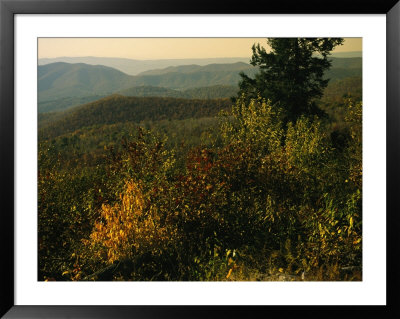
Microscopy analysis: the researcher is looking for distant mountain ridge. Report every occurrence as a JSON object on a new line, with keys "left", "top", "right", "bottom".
{"left": 38, "top": 62, "right": 132, "bottom": 102}
{"left": 38, "top": 51, "right": 362, "bottom": 75}
{"left": 328, "top": 51, "right": 362, "bottom": 58}
{"left": 137, "top": 62, "right": 254, "bottom": 76}
{"left": 38, "top": 57, "right": 362, "bottom": 112}
{"left": 38, "top": 56, "right": 251, "bottom": 76}
{"left": 38, "top": 61, "right": 258, "bottom": 102}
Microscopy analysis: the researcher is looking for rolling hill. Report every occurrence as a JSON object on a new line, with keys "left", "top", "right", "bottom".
{"left": 38, "top": 57, "right": 362, "bottom": 112}
{"left": 38, "top": 62, "right": 257, "bottom": 103}
{"left": 325, "top": 57, "right": 362, "bottom": 81}
{"left": 38, "top": 95, "right": 107, "bottom": 113}
{"left": 38, "top": 56, "right": 251, "bottom": 76}
{"left": 118, "top": 85, "right": 239, "bottom": 100}
{"left": 137, "top": 62, "right": 255, "bottom": 76}
{"left": 38, "top": 62, "right": 134, "bottom": 102}
{"left": 39, "top": 85, "right": 239, "bottom": 113}
{"left": 39, "top": 95, "right": 232, "bottom": 139}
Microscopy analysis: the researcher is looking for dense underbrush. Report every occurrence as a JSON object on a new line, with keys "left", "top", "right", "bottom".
{"left": 38, "top": 96, "right": 362, "bottom": 281}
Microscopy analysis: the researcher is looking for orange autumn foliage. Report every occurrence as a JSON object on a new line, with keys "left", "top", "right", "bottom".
{"left": 84, "top": 180, "right": 170, "bottom": 264}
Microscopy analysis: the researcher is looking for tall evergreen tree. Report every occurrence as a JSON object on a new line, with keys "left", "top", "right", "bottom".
{"left": 238, "top": 38, "right": 344, "bottom": 123}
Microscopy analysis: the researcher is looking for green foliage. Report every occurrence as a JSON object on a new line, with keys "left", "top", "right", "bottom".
{"left": 39, "top": 96, "right": 231, "bottom": 140}
{"left": 119, "top": 85, "right": 239, "bottom": 100}
{"left": 180, "top": 85, "right": 239, "bottom": 100}
{"left": 38, "top": 93, "right": 362, "bottom": 281}
{"left": 238, "top": 38, "right": 344, "bottom": 122}
{"left": 39, "top": 95, "right": 106, "bottom": 113}
{"left": 38, "top": 46, "right": 362, "bottom": 282}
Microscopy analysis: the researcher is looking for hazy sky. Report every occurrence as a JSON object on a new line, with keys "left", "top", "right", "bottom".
{"left": 39, "top": 38, "right": 362, "bottom": 60}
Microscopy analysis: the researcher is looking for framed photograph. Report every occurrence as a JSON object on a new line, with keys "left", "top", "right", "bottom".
{"left": 1, "top": 0, "right": 399, "bottom": 318}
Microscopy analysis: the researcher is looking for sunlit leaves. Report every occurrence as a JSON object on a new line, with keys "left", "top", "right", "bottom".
{"left": 85, "top": 180, "right": 171, "bottom": 266}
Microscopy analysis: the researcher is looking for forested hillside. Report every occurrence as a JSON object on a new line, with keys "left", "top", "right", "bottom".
{"left": 38, "top": 62, "right": 257, "bottom": 102}
{"left": 38, "top": 57, "right": 361, "bottom": 112}
{"left": 39, "top": 85, "right": 238, "bottom": 113}
{"left": 39, "top": 96, "right": 231, "bottom": 139}
{"left": 38, "top": 63, "right": 132, "bottom": 101}
{"left": 39, "top": 95, "right": 107, "bottom": 113}
{"left": 38, "top": 38, "right": 362, "bottom": 282}
{"left": 118, "top": 84, "right": 238, "bottom": 100}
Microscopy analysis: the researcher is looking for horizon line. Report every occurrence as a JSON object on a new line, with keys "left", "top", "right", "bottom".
{"left": 38, "top": 51, "right": 362, "bottom": 61}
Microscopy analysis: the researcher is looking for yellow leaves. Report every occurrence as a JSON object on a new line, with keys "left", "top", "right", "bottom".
{"left": 86, "top": 179, "right": 171, "bottom": 265}
{"left": 72, "top": 273, "right": 81, "bottom": 281}
{"left": 329, "top": 219, "right": 338, "bottom": 227}
{"left": 278, "top": 268, "right": 284, "bottom": 273}
{"left": 348, "top": 217, "right": 354, "bottom": 236}
{"left": 226, "top": 268, "right": 233, "bottom": 279}
{"left": 86, "top": 180, "right": 143, "bottom": 263}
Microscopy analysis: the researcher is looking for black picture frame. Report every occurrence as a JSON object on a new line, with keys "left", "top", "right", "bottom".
{"left": 1, "top": 0, "right": 399, "bottom": 318}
